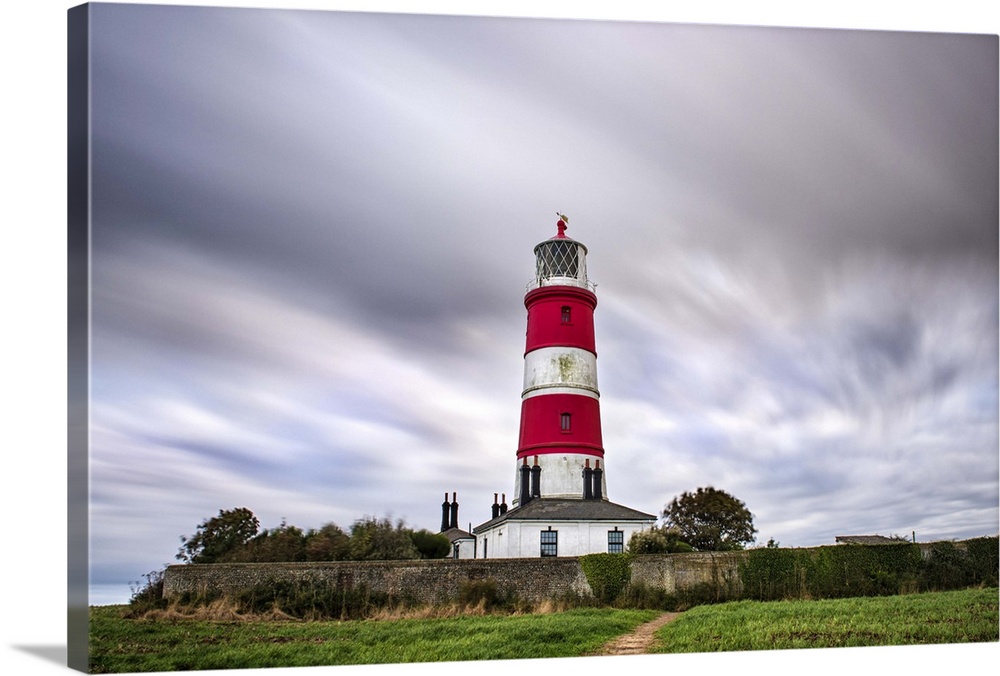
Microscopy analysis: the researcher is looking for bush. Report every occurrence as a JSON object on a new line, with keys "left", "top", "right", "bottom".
{"left": 965, "top": 536, "right": 999, "bottom": 587}
{"left": 126, "top": 569, "right": 167, "bottom": 614}
{"left": 919, "top": 537, "right": 999, "bottom": 591}
{"left": 739, "top": 543, "right": 928, "bottom": 601}
{"left": 618, "top": 580, "right": 722, "bottom": 612}
{"left": 627, "top": 526, "right": 693, "bottom": 554}
{"left": 804, "top": 543, "right": 922, "bottom": 598}
{"left": 580, "top": 553, "right": 632, "bottom": 604}
{"left": 619, "top": 580, "right": 676, "bottom": 609}
{"left": 458, "top": 579, "right": 498, "bottom": 608}
{"left": 235, "top": 580, "right": 398, "bottom": 619}
{"left": 920, "top": 542, "right": 971, "bottom": 591}
{"left": 740, "top": 546, "right": 805, "bottom": 601}
{"left": 457, "top": 578, "right": 519, "bottom": 611}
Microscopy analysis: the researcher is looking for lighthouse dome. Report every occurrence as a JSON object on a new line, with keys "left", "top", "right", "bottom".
{"left": 529, "top": 218, "right": 594, "bottom": 291}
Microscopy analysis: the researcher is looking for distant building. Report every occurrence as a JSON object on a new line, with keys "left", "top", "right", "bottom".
{"left": 835, "top": 535, "right": 906, "bottom": 545}
{"left": 467, "top": 217, "right": 656, "bottom": 558}
{"left": 438, "top": 493, "right": 475, "bottom": 559}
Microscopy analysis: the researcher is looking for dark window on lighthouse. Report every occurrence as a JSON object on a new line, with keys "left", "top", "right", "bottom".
{"left": 560, "top": 412, "right": 572, "bottom": 432}
{"left": 540, "top": 529, "right": 558, "bottom": 557}
{"left": 561, "top": 305, "right": 572, "bottom": 324}
{"left": 608, "top": 529, "right": 624, "bottom": 554}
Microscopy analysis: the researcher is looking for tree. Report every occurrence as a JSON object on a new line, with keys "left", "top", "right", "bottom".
{"left": 224, "top": 520, "right": 307, "bottom": 562}
{"left": 662, "top": 487, "right": 757, "bottom": 551}
{"left": 410, "top": 529, "right": 452, "bottom": 559}
{"left": 176, "top": 507, "right": 260, "bottom": 563}
{"left": 304, "top": 523, "right": 351, "bottom": 561}
{"left": 347, "top": 517, "right": 421, "bottom": 561}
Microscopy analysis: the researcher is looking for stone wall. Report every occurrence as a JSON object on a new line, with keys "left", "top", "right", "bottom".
{"left": 162, "top": 542, "right": 970, "bottom": 605}
{"left": 163, "top": 552, "right": 740, "bottom": 604}
{"left": 630, "top": 551, "right": 745, "bottom": 597}
{"left": 163, "top": 557, "right": 592, "bottom": 604}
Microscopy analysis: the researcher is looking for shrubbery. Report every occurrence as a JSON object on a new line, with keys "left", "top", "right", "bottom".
{"left": 627, "top": 526, "right": 693, "bottom": 554}
{"left": 235, "top": 580, "right": 402, "bottom": 619}
{"left": 580, "top": 553, "right": 632, "bottom": 604}
{"left": 457, "top": 578, "right": 523, "bottom": 611}
{"left": 966, "top": 536, "right": 1000, "bottom": 587}
{"left": 740, "top": 537, "right": 999, "bottom": 601}
{"left": 126, "top": 569, "right": 168, "bottom": 615}
{"left": 920, "top": 537, "right": 999, "bottom": 591}
{"left": 175, "top": 509, "right": 451, "bottom": 565}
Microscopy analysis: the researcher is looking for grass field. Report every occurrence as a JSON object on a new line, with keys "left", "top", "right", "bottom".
{"left": 89, "top": 588, "right": 998, "bottom": 672}
{"left": 88, "top": 605, "right": 660, "bottom": 673}
{"left": 651, "top": 587, "right": 998, "bottom": 652}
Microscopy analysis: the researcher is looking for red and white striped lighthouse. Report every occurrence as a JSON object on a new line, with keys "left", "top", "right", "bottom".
{"left": 514, "top": 215, "right": 607, "bottom": 505}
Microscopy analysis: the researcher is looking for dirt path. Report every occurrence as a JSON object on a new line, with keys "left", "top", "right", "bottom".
{"left": 594, "top": 612, "right": 681, "bottom": 656}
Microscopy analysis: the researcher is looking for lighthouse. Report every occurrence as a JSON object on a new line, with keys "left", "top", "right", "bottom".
{"left": 473, "top": 216, "right": 655, "bottom": 558}
{"left": 515, "top": 215, "right": 605, "bottom": 504}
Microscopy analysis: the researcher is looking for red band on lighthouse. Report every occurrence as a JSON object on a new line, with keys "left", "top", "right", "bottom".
{"left": 524, "top": 285, "right": 597, "bottom": 356}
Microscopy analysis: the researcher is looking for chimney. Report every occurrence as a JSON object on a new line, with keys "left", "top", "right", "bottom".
{"left": 500, "top": 493, "right": 508, "bottom": 514}
{"left": 530, "top": 456, "right": 541, "bottom": 499}
{"left": 519, "top": 458, "right": 531, "bottom": 505}
{"left": 582, "top": 459, "right": 594, "bottom": 500}
{"left": 450, "top": 492, "right": 459, "bottom": 530}
{"left": 593, "top": 460, "right": 603, "bottom": 500}
{"left": 491, "top": 492, "right": 500, "bottom": 519}
{"left": 440, "top": 492, "right": 450, "bottom": 532}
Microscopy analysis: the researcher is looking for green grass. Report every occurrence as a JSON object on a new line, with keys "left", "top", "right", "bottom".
{"left": 650, "top": 587, "right": 999, "bottom": 653}
{"left": 89, "top": 606, "right": 660, "bottom": 672}
{"left": 89, "top": 588, "right": 1000, "bottom": 671}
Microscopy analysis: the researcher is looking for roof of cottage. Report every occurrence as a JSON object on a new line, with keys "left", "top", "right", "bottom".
{"left": 440, "top": 527, "right": 475, "bottom": 543}
{"left": 473, "top": 498, "right": 656, "bottom": 534}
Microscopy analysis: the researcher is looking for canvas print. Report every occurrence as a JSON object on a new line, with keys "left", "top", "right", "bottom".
{"left": 68, "top": 2, "right": 999, "bottom": 673}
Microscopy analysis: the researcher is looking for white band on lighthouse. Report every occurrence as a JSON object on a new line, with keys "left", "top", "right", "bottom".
{"left": 521, "top": 346, "right": 599, "bottom": 399}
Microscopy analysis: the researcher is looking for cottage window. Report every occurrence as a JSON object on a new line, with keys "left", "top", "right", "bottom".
{"left": 540, "top": 529, "right": 558, "bottom": 557}
{"left": 608, "top": 529, "right": 624, "bottom": 554}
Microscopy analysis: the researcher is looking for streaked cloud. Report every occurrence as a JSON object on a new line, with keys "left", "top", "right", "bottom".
{"left": 84, "top": 4, "right": 998, "bottom": 602}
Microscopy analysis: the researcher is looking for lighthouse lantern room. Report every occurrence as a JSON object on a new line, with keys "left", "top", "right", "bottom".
{"left": 472, "top": 216, "right": 655, "bottom": 559}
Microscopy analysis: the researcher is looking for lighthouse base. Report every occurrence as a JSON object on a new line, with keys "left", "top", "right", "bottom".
{"left": 512, "top": 453, "right": 606, "bottom": 506}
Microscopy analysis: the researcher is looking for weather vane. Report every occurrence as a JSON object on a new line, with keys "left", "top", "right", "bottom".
{"left": 556, "top": 212, "right": 569, "bottom": 237}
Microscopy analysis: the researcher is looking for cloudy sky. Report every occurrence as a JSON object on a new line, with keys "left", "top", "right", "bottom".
{"left": 71, "top": 2, "right": 1000, "bottom": 606}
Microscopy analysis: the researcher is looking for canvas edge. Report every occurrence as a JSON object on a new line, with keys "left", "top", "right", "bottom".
{"left": 67, "top": 3, "right": 91, "bottom": 673}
